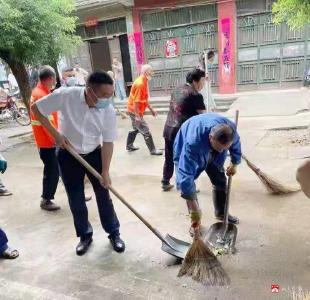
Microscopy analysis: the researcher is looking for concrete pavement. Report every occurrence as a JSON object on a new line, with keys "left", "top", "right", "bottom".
{"left": 227, "top": 88, "right": 310, "bottom": 117}
{"left": 1, "top": 90, "right": 310, "bottom": 299}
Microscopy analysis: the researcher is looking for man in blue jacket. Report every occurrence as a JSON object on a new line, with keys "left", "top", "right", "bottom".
{"left": 174, "top": 113, "right": 242, "bottom": 233}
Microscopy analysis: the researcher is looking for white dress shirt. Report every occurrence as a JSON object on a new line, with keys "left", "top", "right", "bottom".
{"left": 36, "top": 87, "right": 117, "bottom": 154}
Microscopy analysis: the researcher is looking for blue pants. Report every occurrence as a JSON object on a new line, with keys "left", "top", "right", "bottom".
{"left": 115, "top": 79, "right": 126, "bottom": 100}
{"left": 0, "top": 228, "right": 8, "bottom": 253}
{"left": 57, "top": 147, "right": 120, "bottom": 240}
{"left": 39, "top": 148, "right": 60, "bottom": 200}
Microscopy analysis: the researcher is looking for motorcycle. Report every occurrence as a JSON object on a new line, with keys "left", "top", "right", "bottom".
{"left": 0, "top": 88, "right": 31, "bottom": 126}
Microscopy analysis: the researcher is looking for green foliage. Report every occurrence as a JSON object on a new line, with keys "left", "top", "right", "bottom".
{"left": 273, "top": 0, "right": 310, "bottom": 29}
{"left": 0, "top": 0, "right": 81, "bottom": 64}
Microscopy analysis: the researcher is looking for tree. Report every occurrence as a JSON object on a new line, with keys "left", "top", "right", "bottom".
{"left": 0, "top": 0, "right": 81, "bottom": 107}
{"left": 272, "top": 0, "right": 310, "bottom": 29}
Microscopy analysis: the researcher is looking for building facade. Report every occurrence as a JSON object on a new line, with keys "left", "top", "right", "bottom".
{"left": 71, "top": 0, "right": 310, "bottom": 94}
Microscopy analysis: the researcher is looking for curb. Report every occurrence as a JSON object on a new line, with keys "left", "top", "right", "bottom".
{"left": 8, "top": 131, "right": 32, "bottom": 139}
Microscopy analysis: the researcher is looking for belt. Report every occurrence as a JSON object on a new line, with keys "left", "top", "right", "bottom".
{"left": 79, "top": 146, "right": 101, "bottom": 157}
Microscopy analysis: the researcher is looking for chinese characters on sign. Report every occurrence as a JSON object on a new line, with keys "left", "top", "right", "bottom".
{"left": 165, "top": 39, "right": 179, "bottom": 58}
{"left": 221, "top": 18, "right": 231, "bottom": 77}
{"left": 134, "top": 32, "right": 144, "bottom": 66}
{"left": 128, "top": 32, "right": 145, "bottom": 73}
{"left": 85, "top": 17, "right": 98, "bottom": 28}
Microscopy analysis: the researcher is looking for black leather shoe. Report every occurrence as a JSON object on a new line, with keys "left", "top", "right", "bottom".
{"left": 76, "top": 237, "right": 93, "bottom": 256}
{"left": 216, "top": 214, "right": 240, "bottom": 225}
{"left": 109, "top": 235, "right": 125, "bottom": 253}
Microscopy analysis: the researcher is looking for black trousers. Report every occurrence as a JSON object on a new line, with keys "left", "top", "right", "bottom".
{"left": 57, "top": 147, "right": 120, "bottom": 239}
{"left": 162, "top": 138, "right": 175, "bottom": 184}
{"left": 39, "top": 148, "right": 59, "bottom": 200}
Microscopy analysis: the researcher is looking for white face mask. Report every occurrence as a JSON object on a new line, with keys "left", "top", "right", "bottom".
{"left": 66, "top": 77, "right": 77, "bottom": 87}
{"left": 96, "top": 98, "right": 111, "bottom": 109}
{"left": 90, "top": 88, "right": 111, "bottom": 109}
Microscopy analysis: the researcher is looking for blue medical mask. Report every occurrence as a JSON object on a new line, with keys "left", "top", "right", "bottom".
{"left": 66, "top": 76, "right": 77, "bottom": 87}
{"left": 95, "top": 98, "right": 111, "bottom": 109}
{"left": 89, "top": 87, "right": 111, "bottom": 109}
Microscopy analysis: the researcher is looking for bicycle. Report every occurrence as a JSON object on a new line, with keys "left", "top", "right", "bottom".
{"left": 0, "top": 89, "right": 31, "bottom": 126}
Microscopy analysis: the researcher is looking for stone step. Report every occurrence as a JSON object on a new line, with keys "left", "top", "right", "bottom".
{"left": 114, "top": 96, "right": 236, "bottom": 114}
{"left": 117, "top": 105, "right": 230, "bottom": 116}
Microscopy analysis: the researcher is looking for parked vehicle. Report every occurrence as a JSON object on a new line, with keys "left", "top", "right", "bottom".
{"left": 0, "top": 88, "right": 30, "bottom": 126}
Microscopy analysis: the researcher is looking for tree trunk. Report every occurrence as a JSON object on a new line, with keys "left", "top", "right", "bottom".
{"left": 50, "top": 61, "right": 61, "bottom": 89}
{"left": 0, "top": 50, "right": 31, "bottom": 109}
{"left": 6, "top": 60, "right": 31, "bottom": 110}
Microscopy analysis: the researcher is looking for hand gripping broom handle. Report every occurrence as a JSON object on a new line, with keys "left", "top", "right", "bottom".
{"left": 223, "top": 110, "right": 239, "bottom": 235}
{"left": 64, "top": 144, "right": 169, "bottom": 246}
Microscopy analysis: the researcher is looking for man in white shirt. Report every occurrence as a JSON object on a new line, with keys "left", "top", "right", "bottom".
{"left": 74, "top": 63, "right": 88, "bottom": 86}
{"left": 31, "top": 71, "right": 125, "bottom": 256}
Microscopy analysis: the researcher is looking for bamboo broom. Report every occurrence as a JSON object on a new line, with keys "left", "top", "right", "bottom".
{"left": 242, "top": 154, "right": 301, "bottom": 195}
{"left": 178, "top": 235, "right": 230, "bottom": 286}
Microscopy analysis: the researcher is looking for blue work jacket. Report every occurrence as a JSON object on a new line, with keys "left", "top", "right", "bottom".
{"left": 174, "top": 113, "right": 242, "bottom": 198}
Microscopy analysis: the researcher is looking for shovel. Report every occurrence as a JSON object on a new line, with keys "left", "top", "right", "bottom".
{"left": 205, "top": 176, "right": 237, "bottom": 254}
{"left": 65, "top": 144, "right": 190, "bottom": 259}
{"left": 205, "top": 110, "right": 239, "bottom": 255}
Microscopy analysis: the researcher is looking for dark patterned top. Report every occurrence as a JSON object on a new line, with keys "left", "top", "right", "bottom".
{"left": 163, "top": 83, "right": 205, "bottom": 141}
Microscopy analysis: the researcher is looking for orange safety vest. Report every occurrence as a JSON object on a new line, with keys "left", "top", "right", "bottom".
{"left": 30, "top": 82, "right": 58, "bottom": 148}
{"left": 127, "top": 75, "right": 149, "bottom": 116}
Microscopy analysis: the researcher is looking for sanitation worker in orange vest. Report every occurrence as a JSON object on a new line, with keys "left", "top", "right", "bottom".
{"left": 31, "top": 66, "right": 61, "bottom": 211}
{"left": 126, "top": 64, "right": 162, "bottom": 155}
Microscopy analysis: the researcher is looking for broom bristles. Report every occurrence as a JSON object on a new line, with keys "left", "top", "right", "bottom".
{"left": 242, "top": 155, "right": 301, "bottom": 195}
{"left": 178, "top": 238, "right": 230, "bottom": 286}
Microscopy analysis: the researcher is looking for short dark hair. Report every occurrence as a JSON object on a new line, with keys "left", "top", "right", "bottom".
{"left": 207, "top": 50, "right": 215, "bottom": 60}
{"left": 39, "top": 66, "right": 55, "bottom": 81}
{"left": 186, "top": 68, "right": 205, "bottom": 84}
{"left": 62, "top": 67, "right": 74, "bottom": 73}
{"left": 87, "top": 71, "right": 114, "bottom": 86}
{"left": 211, "top": 124, "right": 235, "bottom": 145}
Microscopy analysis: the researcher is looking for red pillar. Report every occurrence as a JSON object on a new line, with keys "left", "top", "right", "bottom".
{"left": 217, "top": 0, "right": 237, "bottom": 94}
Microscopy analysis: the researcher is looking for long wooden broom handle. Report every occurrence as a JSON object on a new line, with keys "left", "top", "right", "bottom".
{"left": 223, "top": 110, "right": 239, "bottom": 231}
{"left": 64, "top": 144, "right": 168, "bottom": 245}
